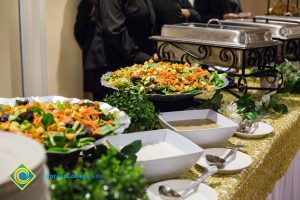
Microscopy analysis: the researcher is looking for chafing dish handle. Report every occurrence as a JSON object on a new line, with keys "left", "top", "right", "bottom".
{"left": 207, "top": 19, "right": 224, "bottom": 29}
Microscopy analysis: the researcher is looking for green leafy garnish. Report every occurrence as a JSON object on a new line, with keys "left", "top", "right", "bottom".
{"left": 41, "top": 113, "right": 55, "bottom": 127}
{"left": 278, "top": 60, "right": 300, "bottom": 94}
{"left": 104, "top": 91, "right": 160, "bottom": 133}
{"left": 50, "top": 142, "right": 147, "bottom": 200}
{"left": 30, "top": 106, "right": 43, "bottom": 114}
{"left": 121, "top": 140, "right": 142, "bottom": 156}
{"left": 196, "top": 90, "right": 224, "bottom": 111}
{"left": 44, "top": 133, "right": 67, "bottom": 148}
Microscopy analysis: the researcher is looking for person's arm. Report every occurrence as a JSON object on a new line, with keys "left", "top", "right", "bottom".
{"left": 100, "top": 0, "right": 151, "bottom": 64}
{"left": 194, "top": 0, "right": 224, "bottom": 23}
{"left": 180, "top": 0, "right": 201, "bottom": 22}
{"left": 74, "top": 0, "right": 93, "bottom": 49}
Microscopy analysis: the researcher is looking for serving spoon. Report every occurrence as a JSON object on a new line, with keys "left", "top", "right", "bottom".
{"left": 206, "top": 145, "right": 244, "bottom": 169}
{"left": 237, "top": 114, "right": 270, "bottom": 134}
{"left": 158, "top": 165, "right": 218, "bottom": 200}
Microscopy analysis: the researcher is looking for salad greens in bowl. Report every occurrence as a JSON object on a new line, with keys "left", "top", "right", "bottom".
{"left": 0, "top": 96, "right": 130, "bottom": 170}
{"left": 101, "top": 61, "right": 228, "bottom": 101}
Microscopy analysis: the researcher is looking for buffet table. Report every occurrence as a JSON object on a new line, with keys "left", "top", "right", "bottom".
{"left": 182, "top": 94, "right": 300, "bottom": 200}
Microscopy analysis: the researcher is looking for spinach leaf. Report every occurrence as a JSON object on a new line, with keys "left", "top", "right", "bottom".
{"left": 244, "top": 112, "right": 258, "bottom": 120}
{"left": 121, "top": 140, "right": 142, "bottom": 156}
{"left": 273, "top": 104, "right": 288, "bottom": 114}
{"left": 41, "top": 113, "right": 55, "bottom": 127}
{"left": 44, "top": 133, "right": 66, "bottom": 148}
{"left": 30, "top": 106, "right": 43, "bottom": 114}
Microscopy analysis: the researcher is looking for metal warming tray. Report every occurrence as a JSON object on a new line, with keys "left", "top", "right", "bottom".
{"left": 222, "top": 19, "right": 300, "bottom": 40}
{"left": 151, "top": 21, "right": 281, "bottom": 69}
{"left": 222, "top": 18, "right": 300, "bottom": 61}
{"left": 156, "top": 23, "right": 275, "bottom": 48}
{"left": 254, "top": 15, "right": 300, "bottom": 24}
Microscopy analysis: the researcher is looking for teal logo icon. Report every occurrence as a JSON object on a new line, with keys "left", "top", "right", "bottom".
{"left": 9, "top": 163, "right": 36, "bottom": 190}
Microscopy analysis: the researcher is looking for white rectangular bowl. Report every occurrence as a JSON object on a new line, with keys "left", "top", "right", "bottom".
{"left": 159, "top": 109, "right": 238, "bottom": 148}
{"left": 106, "top": 129, "right": 203, "bottom": 183}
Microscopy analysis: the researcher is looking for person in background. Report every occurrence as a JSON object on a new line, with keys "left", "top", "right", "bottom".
{"left": 96, "top": 0, "right": 157, "bottom": 68}
{"left": 194, "top": 0, "right": 243, "bottom": 23}
{"left": 74, "top": 0, "right": 107, "bottom": 101}
{"left": 151, "top": 0, "right": 201, "bottom": 33}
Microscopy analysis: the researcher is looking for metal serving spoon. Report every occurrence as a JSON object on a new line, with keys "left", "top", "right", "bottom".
{"left": 158, "top": 165, "right": 218, "bottom": 200}
{"left": 206, "top": 145, "right": 244, "bottom": 169}
{"left": 237, "top": 114, "right": 270, "bottom": 134}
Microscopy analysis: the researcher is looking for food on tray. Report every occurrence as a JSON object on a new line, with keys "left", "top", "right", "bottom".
{"left": 136, "top": 142, "right": 184, "bottom": 161}
{"left": 0, "top": 100, "right": 122, "bottom": 151}
{"left": 102, "top": 61, "right": 225, "bottom": 95}
{"left": 169, "top": 119, "right": 221, "bottom": 131}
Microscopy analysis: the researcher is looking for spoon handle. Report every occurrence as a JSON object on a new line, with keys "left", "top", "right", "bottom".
{"left": 223, "top": 147, "right": 238, "bottom": 161}
{"left": 181, "top": 166, "right": 217, "bottom": 198}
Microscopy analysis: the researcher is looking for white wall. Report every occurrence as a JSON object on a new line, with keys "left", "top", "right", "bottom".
{"left": 45, "top": 0, "right": 83, "bottom": 98}
{"left": 240, "top": 0, "right": 268, "bottom": 16}
{"left": 0, "top": 0, "right": 23, "bottom": 98}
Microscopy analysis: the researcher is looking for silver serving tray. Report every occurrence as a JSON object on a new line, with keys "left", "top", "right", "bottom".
{"left": 255, "top": 15, "right": 300, "bottom": 24}
{"left": 152, "top": 22, "right": 280, "bottom": 49}
{"left": 222, "top": 19, "right": 300, "bottom": 40}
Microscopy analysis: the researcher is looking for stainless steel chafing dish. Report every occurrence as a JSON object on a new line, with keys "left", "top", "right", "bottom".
{"left": 254, "top": 15, "right": 300, "bottom": 24}
{"left": 222, "top": 19, "right": 300, "bottom": 40}
{"left": 222, "top": 18, "right": 300, "bottom": 61}
{"left": 151, "top": 20, "right": 281, "bottom": 69}
{"left": 151, "top": 20, "right": 284, "bottom": 96}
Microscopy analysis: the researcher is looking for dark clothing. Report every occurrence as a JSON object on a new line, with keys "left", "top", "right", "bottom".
{"left": 151, "top": 0, "right": 201, "bottom": 33}
{"left": 74, "top": 0, "right": 107, "bottom": 99}
{"left": 83, "top": 68, "right": 116, "bottom": 100}
{"left": 97, "top": 0, "right": 156, "bottom": 67}
{"left": 180, "top": 0, "right": 201, "bottom": 22}
{"left": 74, "top": 0, "right": 97, "bottom": 68}
{"left": 194, "top": 0, "right": 242, "bottom": 23}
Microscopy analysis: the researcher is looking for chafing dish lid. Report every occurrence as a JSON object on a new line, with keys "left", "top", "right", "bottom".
{"left": 153, "top": 21, "right": 278, "bottom": 48}
{"left": 254, "top": 15, "right": 300, "bottom": 24}
{"left": 222, "top": 19, "right": 300, "bottom": 40}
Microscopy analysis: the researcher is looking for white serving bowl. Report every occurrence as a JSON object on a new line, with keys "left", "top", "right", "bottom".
{"left": 106, "top": 129, "right": 203, "bottom": 182}
{"left": 159, "top": 109, "right": 238, "bottom": 148}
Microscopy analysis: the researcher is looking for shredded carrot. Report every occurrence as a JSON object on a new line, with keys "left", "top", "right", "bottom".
{"left": 76, "top": 118, "right": 98, "bottom": 130}
{"left": 103, "top": 120, "right": 114, "bottom": 125}
{"left": 33, "top": 115, "right": 42, "bottom": 127}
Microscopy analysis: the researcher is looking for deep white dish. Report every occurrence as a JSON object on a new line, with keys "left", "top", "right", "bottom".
{"left": 106, "top": 129, "right": 203, "bottom": 182}
{"left": 159, "top": 109, "right": 238, "bottom": 148}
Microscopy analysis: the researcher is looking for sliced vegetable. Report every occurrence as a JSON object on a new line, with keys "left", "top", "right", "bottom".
{"left": 103, "top": 61, "right": 225, "bottom": 95}
{"left": 0, "top": 99, "right": 124, "bottom": 152}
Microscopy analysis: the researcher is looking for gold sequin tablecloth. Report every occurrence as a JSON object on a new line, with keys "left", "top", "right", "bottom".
{"left": 182, "top": 94, "right": 300, "bottom": 200}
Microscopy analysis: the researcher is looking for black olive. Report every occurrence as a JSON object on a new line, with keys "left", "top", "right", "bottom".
{"left": 16, "top": 99, "right": 29, "bottom": 106}
{"left": 0, "top": 114, "right": 9, "bottom": 122}
{"left": 18, "top": 111, "right": 34, "bottom": 122}
{"left": 66, "top": 121, "right": 75, "bottom": 128}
